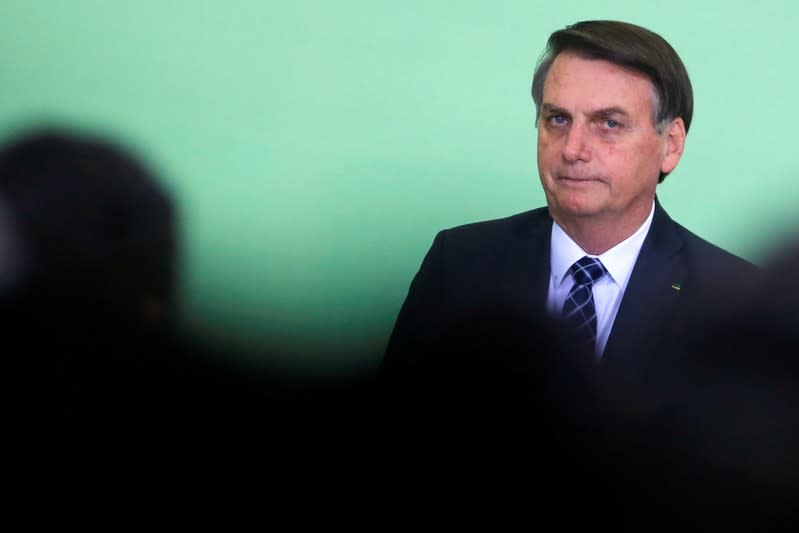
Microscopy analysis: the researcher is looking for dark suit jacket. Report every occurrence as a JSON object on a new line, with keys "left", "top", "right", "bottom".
{"left": 382, "top": 197, "right": 759, "bottom": 391}
{"left": 378, "top": 198, "right": 763, "bottom": 525}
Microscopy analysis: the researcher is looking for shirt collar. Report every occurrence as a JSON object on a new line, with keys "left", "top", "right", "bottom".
{"left": 550, "top": 201, "right": 656, "bottom": 289}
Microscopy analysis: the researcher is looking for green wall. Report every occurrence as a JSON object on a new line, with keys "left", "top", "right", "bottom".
{"left": 2, "top": 1, "right": 797, "bottom": 378}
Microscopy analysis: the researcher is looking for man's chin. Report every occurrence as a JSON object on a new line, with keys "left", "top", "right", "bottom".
{"left": 550, "top": 199, "right": 604, "bottom": 220}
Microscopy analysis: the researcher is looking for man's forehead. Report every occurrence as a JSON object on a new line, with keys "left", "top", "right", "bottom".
{"left": 542, "top": 52, "right": 656, "bottom": 110}
{"left": 547, "top": 51, "right": 653, "bottom": 87}
{"left": 549, "top": 49, "right": 652, "bottom": 80}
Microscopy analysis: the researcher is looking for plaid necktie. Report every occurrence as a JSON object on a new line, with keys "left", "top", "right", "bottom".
{"left": 561, "top": 256, "right": 607, "bottom": 350}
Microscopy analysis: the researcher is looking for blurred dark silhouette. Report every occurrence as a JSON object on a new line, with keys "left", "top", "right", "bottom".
{"left": 376, "top": 300, "right": 640, "bottom": 524}
{"left": 0, "top": 129, "right": 177, "bottom": 330}
{"left": 630, "top": 244, "right": 799, "bottom": 528}
{"left": 0, "top": 128, "right": 205, "bottom": 524}
{"left": 377, "top": 264, "right": 799, "bottom": 529}
{"left": 0, "top": 128, "right": 393, "bottom": 528}
{"left": 0, "top": 129, "right": 438, "bottom": 529}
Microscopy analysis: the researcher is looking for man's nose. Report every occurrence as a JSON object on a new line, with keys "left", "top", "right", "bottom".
{"left": 562, "top": 123, "right": 591, "bottom": 163}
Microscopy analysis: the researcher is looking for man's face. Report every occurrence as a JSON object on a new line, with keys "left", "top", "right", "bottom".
{"left": 536, "top": 50, "right": 683, "bottom": 228}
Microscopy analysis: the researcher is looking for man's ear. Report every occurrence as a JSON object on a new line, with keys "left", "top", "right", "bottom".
{"left": 661, "top": 117, "right": 686, "bottom": 175}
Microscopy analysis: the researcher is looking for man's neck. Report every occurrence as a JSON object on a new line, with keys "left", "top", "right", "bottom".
{"left": 554, "top": 204, "right": 654, "bottom": 255}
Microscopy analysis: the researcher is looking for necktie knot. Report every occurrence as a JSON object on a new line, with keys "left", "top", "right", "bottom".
{"left": 569, "top": 256, "right": 606, "bottom": 287}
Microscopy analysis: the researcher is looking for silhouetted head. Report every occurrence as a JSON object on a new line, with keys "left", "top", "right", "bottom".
{"left": 0, "top": 127, "right": 177, "bottom": 330}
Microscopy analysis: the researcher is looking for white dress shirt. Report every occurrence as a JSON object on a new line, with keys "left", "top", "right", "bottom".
{"left": 546, "top": 202, "right": 655, "bottom": 358}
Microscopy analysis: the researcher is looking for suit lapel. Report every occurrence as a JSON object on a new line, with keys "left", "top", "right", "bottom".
{"left": 502, "top": 209, "right": 553, "bottom": 317}
{"left": 600, "top": 200, "right": 686, "bottom": 380}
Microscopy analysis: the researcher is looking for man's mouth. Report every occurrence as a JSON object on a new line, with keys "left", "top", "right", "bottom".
{"left": 558, "top": 175, "right": 600, "bottom": 183}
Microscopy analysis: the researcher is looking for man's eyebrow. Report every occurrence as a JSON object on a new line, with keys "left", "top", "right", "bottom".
{"left": 540, "top": 104, "right": 630, "bottom": 118}
{"left": 540, "top": 103, "right": 568, "bottom": 114}
{"left": 588, "top": 107, "right": 630, "bottom": 118}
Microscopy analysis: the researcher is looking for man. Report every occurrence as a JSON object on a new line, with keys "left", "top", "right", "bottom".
{"left": 381, "top": 20, "right": 758, "bottom": 395}
{"left": 376, "top": 22, "right": 763, "bottom": 521}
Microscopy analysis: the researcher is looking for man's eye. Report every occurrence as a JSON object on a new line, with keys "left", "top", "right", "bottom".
{"left": 549, "top": 115, "right": 567, "bottom": 125}
{"left": 605, "top": 119, "right": 619, "bottom": 128}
